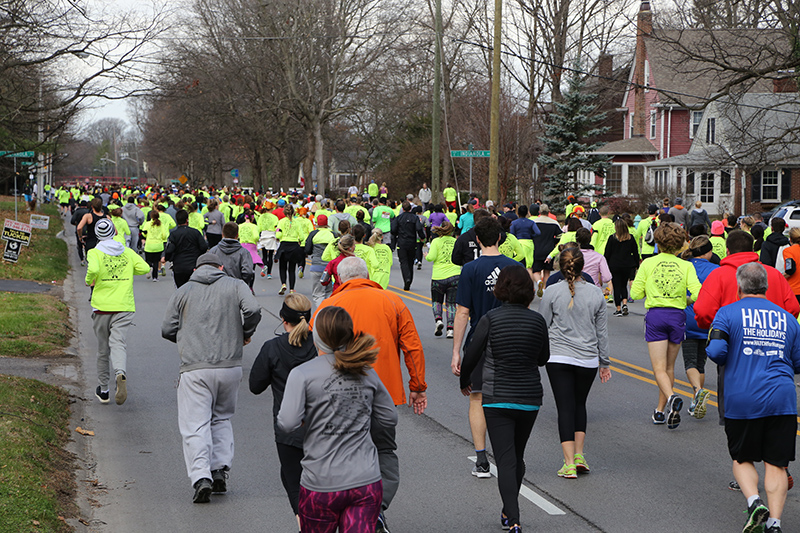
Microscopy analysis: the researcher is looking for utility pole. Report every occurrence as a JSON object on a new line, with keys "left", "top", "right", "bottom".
{"left": 431, "top": 0, "right": 443, "bottom": 202}
{"left": 488, "top": 0, "right": 502, "bottom": 204}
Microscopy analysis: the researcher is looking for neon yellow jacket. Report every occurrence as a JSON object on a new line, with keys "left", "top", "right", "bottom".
{"left": 630, "top": 253, "right": 701, "bottom": 309}
{"left": 141, "top": 221, "right": 169, "bottom": 253}
{"left": 86, "top": 247, "right": 150, "bottom": 312}
{"left": 238, "top": 221, "right": 259, "bottom": 244}
{"left": 277, "top": 217, "right": 308, "bottom": 243}
{"left": 591, "top": 218, "right": 615, "bottom": 255}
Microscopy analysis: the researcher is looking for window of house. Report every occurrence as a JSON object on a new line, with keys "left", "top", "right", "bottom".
{"left": 706, "top": 117, "right": 716, "bottom": 144}
{"left": 691, "top": 111, "right": 703, "bottom": 139}
{"left": 606, "top": 165, "right": 622, "bottom": 194}
{"left": 700, "top": 172, "right": 715, "bottom": 203}
{"left": 720, "top": 170, "right": 731, "bottom": 195}
{"left": 762, "top": 169, "right": 779, "bottom": 201}
{"left": 653, "top": 169, "right": 668, "bottom": 191}
{"left": 686, "top": 170, "right": 695, "bottom": 194}
{"left": 629, "top": 165, "right": 644, "bottom": 193}
{"left": 644, "top": 60, "right": 650, "bottom": 92}
{"left": 629, "top": 113, "right": 634, "bottom": 139}
{"left": 650, "top": 111, "right": 657, "bottom": 139}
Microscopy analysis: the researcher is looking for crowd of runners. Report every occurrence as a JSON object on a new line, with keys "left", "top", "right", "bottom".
{"left": 63, "top": 180, "right": 800, "bottom": 533}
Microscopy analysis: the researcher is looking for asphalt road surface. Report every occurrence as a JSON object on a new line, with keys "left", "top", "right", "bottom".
{"left": 67, "top": 233, "right": 800, "bottom": 532}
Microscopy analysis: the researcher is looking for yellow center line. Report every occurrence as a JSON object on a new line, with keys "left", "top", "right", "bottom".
{"left": 386, "top": 287, "right": 432, "bottom": 307}
{"left": 389, "top": 284, "right": 432, "bottom": 301}
{"left": 611, "top": 357, "right": 717, "bottom": 397}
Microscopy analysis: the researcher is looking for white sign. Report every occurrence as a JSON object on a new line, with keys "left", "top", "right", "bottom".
{"left": 29, "top": 214, "right": 50, "bottom": 229}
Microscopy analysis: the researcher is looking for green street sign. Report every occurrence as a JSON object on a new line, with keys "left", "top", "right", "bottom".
{"left": 0, "top": 151, "right": 35, "bottom": 158}
{"left": 450, "top": 150, "right": 490, "bottom": 158}
{"left": 20, "top": 161, "right": 34, "bottom": 166}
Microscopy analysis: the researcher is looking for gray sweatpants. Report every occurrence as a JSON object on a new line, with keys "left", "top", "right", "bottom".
{"left": 310, "top": 270, "right": 333, "bottom": 308}
{"left": 177, "top": 366, "right": 242, "bottom": 486}
{"left": 93, "top": 311, "right": 134, "bottom": 390}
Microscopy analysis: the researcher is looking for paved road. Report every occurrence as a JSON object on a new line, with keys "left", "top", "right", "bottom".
{"left": 67, "top": 230, "right": 800, "bottom": 532}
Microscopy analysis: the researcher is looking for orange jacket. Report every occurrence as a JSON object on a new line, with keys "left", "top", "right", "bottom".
{"left": 313, "top": 278, "right": 427, "bottom": 405}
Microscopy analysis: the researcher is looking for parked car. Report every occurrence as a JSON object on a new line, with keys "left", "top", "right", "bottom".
{"left": 762, "top": 200, "right": 800, "bottom": 222}
{"left": 768, "top": 203, "right": 800, "bottom": 233}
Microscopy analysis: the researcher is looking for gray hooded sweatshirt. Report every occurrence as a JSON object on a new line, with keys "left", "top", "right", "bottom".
{"left": 161, "top": 266, "right": 261, "bottom": 373}
{"left": 122, "top": 203, "right": 145, "bottom": 228}
{"left": 210, "top": 238, "right": 254, "bottom": 285}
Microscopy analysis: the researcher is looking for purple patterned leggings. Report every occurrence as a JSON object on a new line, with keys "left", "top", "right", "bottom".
{"left": 299, "top": 480, "right": 382, "bottom": 533}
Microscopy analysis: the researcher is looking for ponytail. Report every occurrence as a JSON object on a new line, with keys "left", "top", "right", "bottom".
{"left": 333, "top": 333, "right": 379, "bottom": 376}
{"left": 314, "top": 306, "right": 378, "bottom": 375}
{"left": 283, "top": 293, "right": 312, "bottom": 347}
{"left": 558, "top": 247, "right": 584, "bottom": 309}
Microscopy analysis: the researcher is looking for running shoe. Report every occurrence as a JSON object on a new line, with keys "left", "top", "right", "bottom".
{"left": 267, "top": 274, "right": 272, "bottom": 280}
{"left": 115, "top": 373, "right": 127, "bottom": 405}
{"left": 192, "top": 478, "right": 212, "bottom": 504}
{"left": 766, "top": 525, "right": 783, "bottom": 533}
{"left": 652, "top": 410, "right": 666, "bottom": 425}
{"left": 152, "top": 278, "right": 158, "bottom": 282}
{"left": 692, "top": 388, "right": 711, "bottom": 419}
{"left": 557, "top": 463, "right": 577, "bottom": 479}
{"left": 95, "top": 386, "right": 109, "bottom": 404}
{"left": 146, "top": 272, "right": 151, "bottom": 279}
{"left": 742, "top": 497, "right": 769, "bottom": 533}
{"left": 211, "top": 468, "right": 228, "bottom": 493}
{"left": 298, "top": 268, "right": 304, "bottom": 279}
{"left": 278, "top": 284, "right": 287, "bottom": 295}
{"left": 446, "top": 328, "right": 454, "bottom": 339}
{"left": 434, "top": 320, "right": 444, "bottom": 337}
{"left": 417, "top": 262, "right": 422, "bottom": 270}
{"left": 622, "top": 304, "right": 629, "bottom": 316}
{"left": 537, "top": 280, "right": 544, "bottom": 298}
{"left": 80, "top": 260, "right": 86, "bottom": 267}
{"left": 161, "top": 265, "right": 166, "bottom": 276}
{"left": 729, "top": 481, "right": 741, "bottom": 491}
{"left": 472, "top": 463, "right": 491, "bottom": 478}
{"left": 574, "top": 453, "right": 590, "bottom": 473}
{"left": 289, "top": 289, "right": 295, "bottom": 294}
{"left": 665, "top": 394, "right": 683, "bottom": 429}
{"left": 260, "top": 267, "right": 266, "bottom": 278}
{"left": 612, "top": 310, "right": 623, "bottom": 317}
{"left": 376, "top": 512, "right": 391, "bottom": 533}
{"left": 501, "top": 513, "right": 510, "bottom": 530}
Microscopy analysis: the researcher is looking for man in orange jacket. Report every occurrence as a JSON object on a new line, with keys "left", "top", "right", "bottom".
{"left": 313, "top": 256, "right": 427, "bottom": 533}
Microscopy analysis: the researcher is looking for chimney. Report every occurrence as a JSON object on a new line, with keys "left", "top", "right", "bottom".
{"left": 598, "top": 54, "right": 613, "bottom": 79}
{"left": 633, "top": 1, "right": 652, "bottom": 137}
{"left": 774, "top": 73, "right": 798, "bottom": 93}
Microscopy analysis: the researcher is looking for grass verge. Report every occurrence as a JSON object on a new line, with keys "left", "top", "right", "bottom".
{"left": 0, "top": 294, "right": 71, "bottom": 357}
{"left": 0, "top": 374, "right": 76, "bottom": 532}
{"left": 0, "top": 198, "right": 68, "bottom": 283}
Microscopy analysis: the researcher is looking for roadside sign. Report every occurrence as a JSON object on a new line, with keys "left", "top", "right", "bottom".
{"left": 450, "top": 150, "right": 490, "bottom": 158}
{"left": 233, "top": 178, "right": 239, "bottom": 184}
{"left": 231, "top": 169, "right": 240, "bottom": 178}
{"left": 30, "top": 214, "right": 50, "bottom": 230}
{"left": 20, "top": 161, "right": 34, "bottom": 166}
{"left": 2, "top": 219, "right": 32, "bottom": 245}
{"left": 2, "top": 240, "right": 20, "bottom": 263}
{"left": 179, "top": 174, "right": 188, "bottom": 185}
{"left": 0, "top": 150, "right": 35, "bottom": 158}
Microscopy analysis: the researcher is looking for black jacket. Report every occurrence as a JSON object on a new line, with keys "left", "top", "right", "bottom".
{"left": 604, "top": 235, "right": 640, "bottom": 270}
{"left": 451, "top": 228, "right": 508, "bottom": 266}
{"left": 249, "top": 333, "right": 317, "bottom": 447}
{"left": 460, "top": 303, "right": 550, "bottom": 406}
{"left": 532, "top": 220, "right": 562, "bottom": 261}
{"left": 391, "top": 211, "right": 424, "bottom": 249}
{"left": 165, "top": 225, "right": 208, "bottom": 272}
{"left": 761, "top": 232, "right": 790, "bottom": 269}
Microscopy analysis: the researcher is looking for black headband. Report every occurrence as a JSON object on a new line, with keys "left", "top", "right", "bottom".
{"left": 280, "top": 302, "right": 311, "bottom": 324}
{"left": 692, "top": 242, "right": 713, "bottom": 257}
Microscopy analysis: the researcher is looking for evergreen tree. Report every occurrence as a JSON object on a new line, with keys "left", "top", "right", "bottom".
{"left": 538, "top": 63, "right": 611, "bottom": 213}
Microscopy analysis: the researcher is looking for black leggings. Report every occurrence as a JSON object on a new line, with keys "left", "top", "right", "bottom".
{"left": 261, "top": 249, "right": 275, "bottom": 275}
{"left": 484, "top": 407, "right": 538, "bottom": 526}
{"left": 610, "top": 268, "right": 634, "bottom": 306}
{"left": 144, "top": 251, "right": 162, "bottom": 279}
{"left": 278, "top": 242, "right": 302, "bottom": 289}
{"left": 276, "top": 442, "right": 304, "bottom": 515}
{"left": 206, "top": 233, "right": 222, "bottom": 248}
{"left": 547, "top": 363, "right": 597, "bottom": 442}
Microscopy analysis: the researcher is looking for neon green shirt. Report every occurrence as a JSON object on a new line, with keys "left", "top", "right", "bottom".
{"left": 425, "top": 235, "right": 461, "bottom": 280}
{"left": 141, "top": 221, "right": 169, "bottom": 253}
{"left": 354, "top": 243, "right": 378, "bottom": 279}
{"left": 257, "top": 212, "right": 279, "bottom": 232}
{"left": 111, "top": 216, "right": 131, "bottom": 245}
{"left": 630, "top": 253, "right": 701, "bottom": 309}
{"left": 86, "top": 247, "right": 149, "bottom": 312}
{"left": 710, "top": 235, "right": 727, "bottom": 259}
{"left": 591, "top": 218, "right": 615, "bottom": 255}
{"left": 368, "top": 183, "right": 379, "bottom": 197}
{"left": 549, "top": 231, "right": 577, "bottom": 258}
{"left": 239, "top": 221, "right": 259, "bottom": 244}
{"left": 443, "top": 187, "right": 457, "bottom": 202}
{"left": 636, "top": 216, "right": 659, "bottom": 256}
{"left": 277, "top": 217, "right": 308, "bottom": 243}
{"left": 372, "top": 206, "right": 395, "bottom": 233}
{"left": 499, "top": 232, "right": 525, "bottom": 263}
{"left": 445, "top": 212, "right": 457, "bottom": 225}
{"left": 371, "top": 243, "right": 393, "bottom": 289}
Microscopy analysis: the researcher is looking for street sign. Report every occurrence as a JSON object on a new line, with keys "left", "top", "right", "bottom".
{"left": 232, "top": 178, "right": 239, "bottom": 184}
{"left": 450, "top": 150, "right": 490, "bottom": 158}
{"left": 0, "top": 151, "right": 35, "bottom": 158}
{"left": 2, "top": 219, "right": 32, "bottom": 245}
{"left": 2, "top": 240, "right": 20, "bottom": 263}
{"left": 231, "top": 169, "right": 240, "bottom": 178}
{"left": 30, "top": 214, "right": 50, "bottom": 230}
{"left": 179, "top": 175, "right": 188, "bottom": 185}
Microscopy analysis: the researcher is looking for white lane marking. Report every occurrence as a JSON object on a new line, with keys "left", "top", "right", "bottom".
{"left": 468, "top": 456, "right": 566, "bottom": 516}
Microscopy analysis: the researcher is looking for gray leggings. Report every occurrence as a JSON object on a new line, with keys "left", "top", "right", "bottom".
{"left": 430, "top": 275, "right": 459, "bottom": 327}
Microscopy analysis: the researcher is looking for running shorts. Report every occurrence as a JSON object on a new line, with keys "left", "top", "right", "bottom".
{"left": 644, "top": 307, "right": 686, "bottom": 344}
{"left": 725, "top": 415, "right": 796, "bottom": 467}
{"left": 531, "top": 259, "right": 552, "bottom": 273}
{"left": 681, "top": 338, "right": 707, "bottom": 373}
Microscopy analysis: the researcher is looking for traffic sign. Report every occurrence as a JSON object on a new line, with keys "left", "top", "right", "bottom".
{"left": 450, "top": 150, "right": 490, "bottom": 158}
{"left": 179, "top": 174, "right": 188, "bottom": 185}
{"left": 20, "top": 161, "right": 34, "bottom": 166}
{"left": 231, "top": 169, "right": 240, "bottom": 178}
{"left": 0, "top": 151, "right": 35, "bottom": 158}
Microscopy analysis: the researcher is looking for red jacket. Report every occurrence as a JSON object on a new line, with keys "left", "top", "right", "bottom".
{"left": 312, "top": 278, "right": 427, "bottom": 405}
{"left": 694, "top": 252, "right": 799, "bottom": 329}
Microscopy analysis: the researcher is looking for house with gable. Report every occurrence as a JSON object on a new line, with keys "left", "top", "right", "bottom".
{"left": 595, "top": 0, "right": 797, "bottom": 215}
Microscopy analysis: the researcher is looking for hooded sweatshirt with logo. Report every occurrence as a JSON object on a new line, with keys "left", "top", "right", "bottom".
{"left": 85, "top": 240, "right": 150, "bottom": 312}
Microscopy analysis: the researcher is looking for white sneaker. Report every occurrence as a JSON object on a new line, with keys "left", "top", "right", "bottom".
{"left": 446, "top": 329, "right": 454, "bottom": 339}
{"left": 434, "top": 320, "right": 444, "bottom": 337}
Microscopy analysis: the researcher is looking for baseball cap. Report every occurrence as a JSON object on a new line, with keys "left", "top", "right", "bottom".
{"left": 277, "top": 199, "right": 286, "bottom": 206}
{"left": 647, "top": 204, "right": 658, "bottom": 215}
{"left": 316, "top": 214, "right": 328, "bottom": 227}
